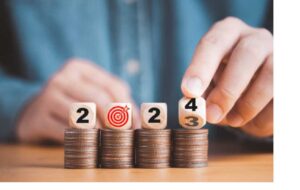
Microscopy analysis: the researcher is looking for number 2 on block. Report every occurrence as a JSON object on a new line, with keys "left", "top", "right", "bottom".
{"left": 148, "top": 107, "right": 161, "bottom": 123}
{"left": 76, "top": 107, "right": 89, "bottom": 123}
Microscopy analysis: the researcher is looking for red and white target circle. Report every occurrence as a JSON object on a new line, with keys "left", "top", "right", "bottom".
{"left": 107, "top": 105, "right": 130, "bottom": 128}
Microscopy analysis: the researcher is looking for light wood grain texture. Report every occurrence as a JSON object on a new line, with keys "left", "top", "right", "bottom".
{"left": 69, "top": 102, "right": 96, "bottom": 129}
{"left": 0, "top": 144, "right": 272, "bottom": 182}
{"left": 141, "top": 103, "right": 167, "bottom": 129}
{"left": 105, "top": 103, "right": 132, "bottom": 130}
{"left": 178, "top": 97, "right": 206, "bottom": 129}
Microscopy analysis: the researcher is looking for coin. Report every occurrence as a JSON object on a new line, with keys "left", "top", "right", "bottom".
{"left": 172, "top": 129, "right": 209, "bottom": 168}
{"left": 173, "top": 151, "right": 208, "bottom": 157}
{"left": 64, "top": 128, "right": 100, "bottom": 169}
{"left": 136, "top": 162, "right": 170, "bottom": 168}
{"left": 101, "top": 157, "right": 133, "bottom": 162}
{"left": 136, "top": 129, "right": 171, "bottom": 136}
{"left": 172, "top": 129, "right": 208, "bottom": 134}
{"left": 174, "top": 146, "right": 208, "bottom": 152}
{"left": 101, "top": 147, "right": 133, "bottom": 153}
{"left": 136, "top": 158, "right": 170, "bottom": 163}
{"left": 136, "top": 148, "right": 170, "bottom": 154}
{"left": 101, "top": 164, "right": 133, "bottom": 168}
{"left": 100, "top": 129, "right": 134, "bottom": 168}
{"left": 172, "top": 136, "right": 208, "bottom": 141}
{"left": 136, "top": 153, "right": 170, "bottom": 159}
{"left": 135, "top": 129, "right": 171, "bottom": 168}
{"left": 101, "top": 129, "right": 134, "bottom": 136}
{"left": 172, "top": 161, "right": 208, "bottom": 168}
{"left": 173, "top": 140, "right": 209, "bottom": 146}
{"left": 137, "top": 138, "right": 171, "bottom": 142}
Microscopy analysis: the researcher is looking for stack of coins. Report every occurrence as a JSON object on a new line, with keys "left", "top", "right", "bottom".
{"left": 172, "top": 129, "right": 209, "bottom": 168}
{"left": 100, "top": 129, "right": 134, "bottom": 168}
{"left": 64, "top": 128, "right": 99, "bottom": 169}
{"left": 135, "top": 129, "right": 171, "bottom": 168}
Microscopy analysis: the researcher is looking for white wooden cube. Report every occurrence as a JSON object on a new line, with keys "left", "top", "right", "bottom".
{"left": 69, "top": 102, "right": 96, "bottom": 129}
{"left": 105, "top": 103, "right": 132, "bottom": 130}
{"left": 178, "top": 97, "right": 206, "bottom": 129}
{"left": 141, "top": 103, "right": 167, "bottom": 129}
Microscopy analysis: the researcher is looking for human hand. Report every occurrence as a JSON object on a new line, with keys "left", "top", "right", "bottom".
{"left": 181, "top": 17, "right": 273, "bottom": 137}
{"left": 17, "top": 59, "right": 140, "bottom": 143}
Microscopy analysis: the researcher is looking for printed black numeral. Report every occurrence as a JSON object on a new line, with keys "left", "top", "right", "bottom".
{"left": 184, "top": 116, "right": 199, "bottom": 127}
{"left": 185, "top": 98, "right": 198, "bottom": 111}
{"left": 148, "top": 107, "right": 161, "bottom": 123}
{"left": 76, "top": 107, "right": 89, "bottom": 123}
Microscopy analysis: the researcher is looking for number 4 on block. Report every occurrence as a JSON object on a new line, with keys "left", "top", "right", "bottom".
{"left": 69, "top": 102, "right": 96, "bottom": 129}
{"left": 178, "top": 97, "right": 206, "bottom": 129}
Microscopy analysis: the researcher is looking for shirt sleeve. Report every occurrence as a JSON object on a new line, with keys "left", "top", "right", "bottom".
{"left": 0, "top": 69, "right": 42, "bottom": 142}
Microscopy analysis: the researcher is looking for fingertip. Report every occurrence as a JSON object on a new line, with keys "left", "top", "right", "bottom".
{"left": 181, "top": 76, "right": 203, "bottom": 98}
{"left": 206, "top": 103, "right": 223, "bottom": 124}
{"left": 132, "top": 116, "right": 141, "bottom": 129}
{"left": 95, "top": 121, "right": 103, "bottom": 129}
{"left": 226, "top": 110, "right": 244, "bottom": 127}
{"left": 133, "top": 122, "right": 141, "bottom": 129}
{"left": 132, "top": 104, "right": 141, "bottom": 129}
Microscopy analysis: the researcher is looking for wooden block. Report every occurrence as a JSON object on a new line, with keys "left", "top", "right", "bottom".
{"left": 69, "top": 102, "right": 96, "bottom": 129}
{"left": 105, "top": 103, "right": 132, "bottom": 130}
{"left": 141, "top": 103, "right": 167, "bottom": 129}
{"left": 178, "top": 97, "right": 206, "bottom": 129}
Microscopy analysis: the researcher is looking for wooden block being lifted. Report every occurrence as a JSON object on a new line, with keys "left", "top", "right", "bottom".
{"left": 69, "top": 102, "right": 96, "bottom": 129}
{"left": 141, "top": 103, "right": 167, "bottom": 129}
{"left": 105, "top": 103, "right": 132, "bottom": 130}
{"left": 178, "top": 97, "right": 206, "bottom": 129}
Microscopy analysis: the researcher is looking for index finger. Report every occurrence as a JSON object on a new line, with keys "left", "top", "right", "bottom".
{"left": 181, "top": 17, "right": 251, "bottom": 97}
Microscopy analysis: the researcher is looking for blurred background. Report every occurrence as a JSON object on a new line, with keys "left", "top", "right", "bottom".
{"left": 0, "top": 0, "right": 273, "bottom": 152}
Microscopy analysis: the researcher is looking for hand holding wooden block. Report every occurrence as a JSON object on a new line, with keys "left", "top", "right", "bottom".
{"left": 69, "top": 102, "right": 96, "bottom": 129}
{"left": 105, "top": 103, "right": 132, "bottom": 130}
{"left": 141, "top": 103, "right": 167, "bottom": 129}
{"left": 178, "top": 97, "right": 206, "bottom": 129}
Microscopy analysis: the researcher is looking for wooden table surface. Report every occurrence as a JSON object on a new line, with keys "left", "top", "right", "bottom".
{"left": 0, "top": 143, "right": 273, "bottom": 182}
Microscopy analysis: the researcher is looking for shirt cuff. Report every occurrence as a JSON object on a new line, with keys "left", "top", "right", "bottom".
{"left": 0, "top": 77, "right": 42, "bottom": 142}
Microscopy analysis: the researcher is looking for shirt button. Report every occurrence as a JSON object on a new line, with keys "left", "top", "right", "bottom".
{"left": 125, "top": 59, "right": 140, "bottom": 76}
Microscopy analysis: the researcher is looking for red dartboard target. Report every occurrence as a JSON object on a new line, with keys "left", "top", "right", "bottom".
{"left": 107, "top": 105, "right": 129, "bottom": 128}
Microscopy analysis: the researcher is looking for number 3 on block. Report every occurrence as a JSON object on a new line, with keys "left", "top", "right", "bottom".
{"left": 69, "top": 102, "right": 96, "bottom": 129}
{"left": 178, "top": 97, "right": 206, "bottom": 129}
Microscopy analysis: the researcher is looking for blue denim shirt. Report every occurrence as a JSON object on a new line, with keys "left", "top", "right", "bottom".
{"left": 0, "top": 0, "right": 271, "bottom": 141}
